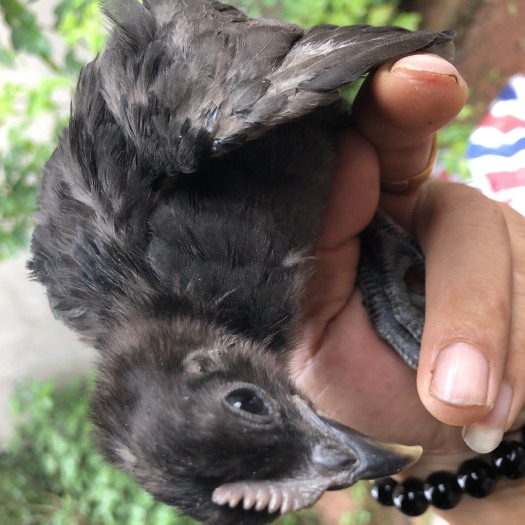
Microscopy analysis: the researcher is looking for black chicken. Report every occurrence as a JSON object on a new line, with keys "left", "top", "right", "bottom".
{"left": 29, "top": 1, "right": 449, "bottom": 523}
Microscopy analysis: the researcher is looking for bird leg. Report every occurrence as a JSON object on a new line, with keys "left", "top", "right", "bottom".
{"left": 357, "top": 209, "right": 425, "bottom": 369}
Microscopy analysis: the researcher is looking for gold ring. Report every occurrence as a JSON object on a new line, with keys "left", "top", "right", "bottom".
{"left": 380, "top": 135, "right": 438, "bottom": 194}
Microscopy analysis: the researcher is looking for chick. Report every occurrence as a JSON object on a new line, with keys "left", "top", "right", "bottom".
{"left": 29, "top": 1, "right": 448, "bottom": 523}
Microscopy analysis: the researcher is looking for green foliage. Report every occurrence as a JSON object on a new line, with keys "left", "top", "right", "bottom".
{"left": 235, "top": 0, "right": 420, "bottom": 27}
{"left": 0, "top": 379, "right": 319, "bottom": 524}
{"left": 438, "top": 105, "right": 475, "bottom": 180}
{"left": 279, "top": 0, "right": 419, "bottom": 28}
{"left": 0, "top": 378, "right": 192, "bottom": 524}
{"left": 0, "top": 0, "right": 105, "bottom": 259}
{"left": 0, "top": 0, "right": 53, "bottom": 66}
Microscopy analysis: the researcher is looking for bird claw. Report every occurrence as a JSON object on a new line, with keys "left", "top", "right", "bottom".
{"left": 212, "top": 478, "right": 327, "bottom": 515}
{"left": 357, "top": 210, "right": 425, "bottom": 369}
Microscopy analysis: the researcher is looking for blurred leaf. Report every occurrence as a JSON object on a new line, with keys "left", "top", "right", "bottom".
{"left": 0, "top": 379, "right": 200, "bottom": 524}
{"left": 55, "top": 0, "right": 106, "bottom": 54}
{"left": 392, "top": 11, "right": 421, "bottom": 30}
{"left": 0, "top": 44, "right": 15, "bottom": 65}
{"left": 0, "top": 0, "right": 99, "bottom": 259}
{"left": 1, "top": 0, "right": 53, "bottom": 60}
{"left": 278, "top": 0, "right": 417, "bottom": 27}
{"left": 26, "top": 76, "right": 71, "bottom": 117}
{"left": 438, "top": 105, "right": 475, "bottom": 179}
{"left": 64, "top": 48, "right": 84, "bottom": 74}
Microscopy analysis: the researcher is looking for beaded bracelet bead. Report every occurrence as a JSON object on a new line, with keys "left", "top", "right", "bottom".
{"left": 371, "top": 426, "right": 525, "bottom": 517}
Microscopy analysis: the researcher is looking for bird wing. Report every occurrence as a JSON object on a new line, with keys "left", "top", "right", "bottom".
{"left": 97, "top": 0, "right": 453, "bottom": 172}
{"left": 223, "top": 24, "right": 453, "bottom": 131}
{"left": 29, "top": 0, "right": 452, "bottom": 344}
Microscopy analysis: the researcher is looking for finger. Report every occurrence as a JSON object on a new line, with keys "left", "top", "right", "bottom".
{"left": 462, "top": 203, "right": 525, "bottom": 452}
{"left": 501, "top": 204, "right": 525, "bottom": 430}
{"left": 317, "top": 131, "right": 379, "bottom": 249}
{"left": 414, "top": 182, "right": 513, "bottom": 432}
{"left": 310, "top": 52, "right": 468, "bottom": 316}
{"left": 354, "top": 53, "right": 467, "bottom": 149}
{"left": 302, "top": 130, "right": 379, "bottom": 344}
{"left": 353, "top": 53, "right": 468, "bottom": 229}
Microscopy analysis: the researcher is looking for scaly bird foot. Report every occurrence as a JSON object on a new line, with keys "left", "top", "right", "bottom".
{"left": 357, "top": 210, "right": 425, "bottom": 369}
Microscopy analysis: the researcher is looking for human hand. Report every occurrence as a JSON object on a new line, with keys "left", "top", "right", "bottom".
{"left": 290, "top": 53, "right": 525, "bottom": 473}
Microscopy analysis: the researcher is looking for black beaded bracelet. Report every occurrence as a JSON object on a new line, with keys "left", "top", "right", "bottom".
{"left": 371, "top": 426, "right": 525, "bottom": 517}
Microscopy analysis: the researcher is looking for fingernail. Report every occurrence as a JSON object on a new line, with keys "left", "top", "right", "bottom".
{"left": 462, "top": 383, "right": 514, "bottom": 453}
{"left": 429, "top": 342, "right": 489, "bottom": 407}
{"left": 392, "top": 54, "right": 459, "bottom": 79}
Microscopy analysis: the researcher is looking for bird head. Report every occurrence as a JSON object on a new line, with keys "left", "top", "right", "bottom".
{"left": 91, "top": 317, "right": 421, "bottom": 524}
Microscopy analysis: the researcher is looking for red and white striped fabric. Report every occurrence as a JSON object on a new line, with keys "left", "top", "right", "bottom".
{"left": 466, "top": 73, "right": 525, "bottom": 215}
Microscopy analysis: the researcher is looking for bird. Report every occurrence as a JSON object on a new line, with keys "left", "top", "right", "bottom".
{"left": 28, "top": 0, "right": 450, "bottom": 523}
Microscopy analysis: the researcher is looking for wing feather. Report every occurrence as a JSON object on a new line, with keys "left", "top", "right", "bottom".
{"left": 95, "top": 0, "right": 453, "bottom": 169}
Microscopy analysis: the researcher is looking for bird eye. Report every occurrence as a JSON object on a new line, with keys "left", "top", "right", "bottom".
{"left": 225, "top": 388, "right": 270, "bottom": 416}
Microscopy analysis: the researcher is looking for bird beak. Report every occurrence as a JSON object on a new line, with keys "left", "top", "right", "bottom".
{"left": 293, "top": 396, "right": 422, "bottom": 484}
{"left": 213, "top": 397, "right": 422, "bottom": 515}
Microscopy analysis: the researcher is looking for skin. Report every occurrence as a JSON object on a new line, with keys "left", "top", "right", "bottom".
{"left": 290, "top": 54, "right": 525, "bottom": 524}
